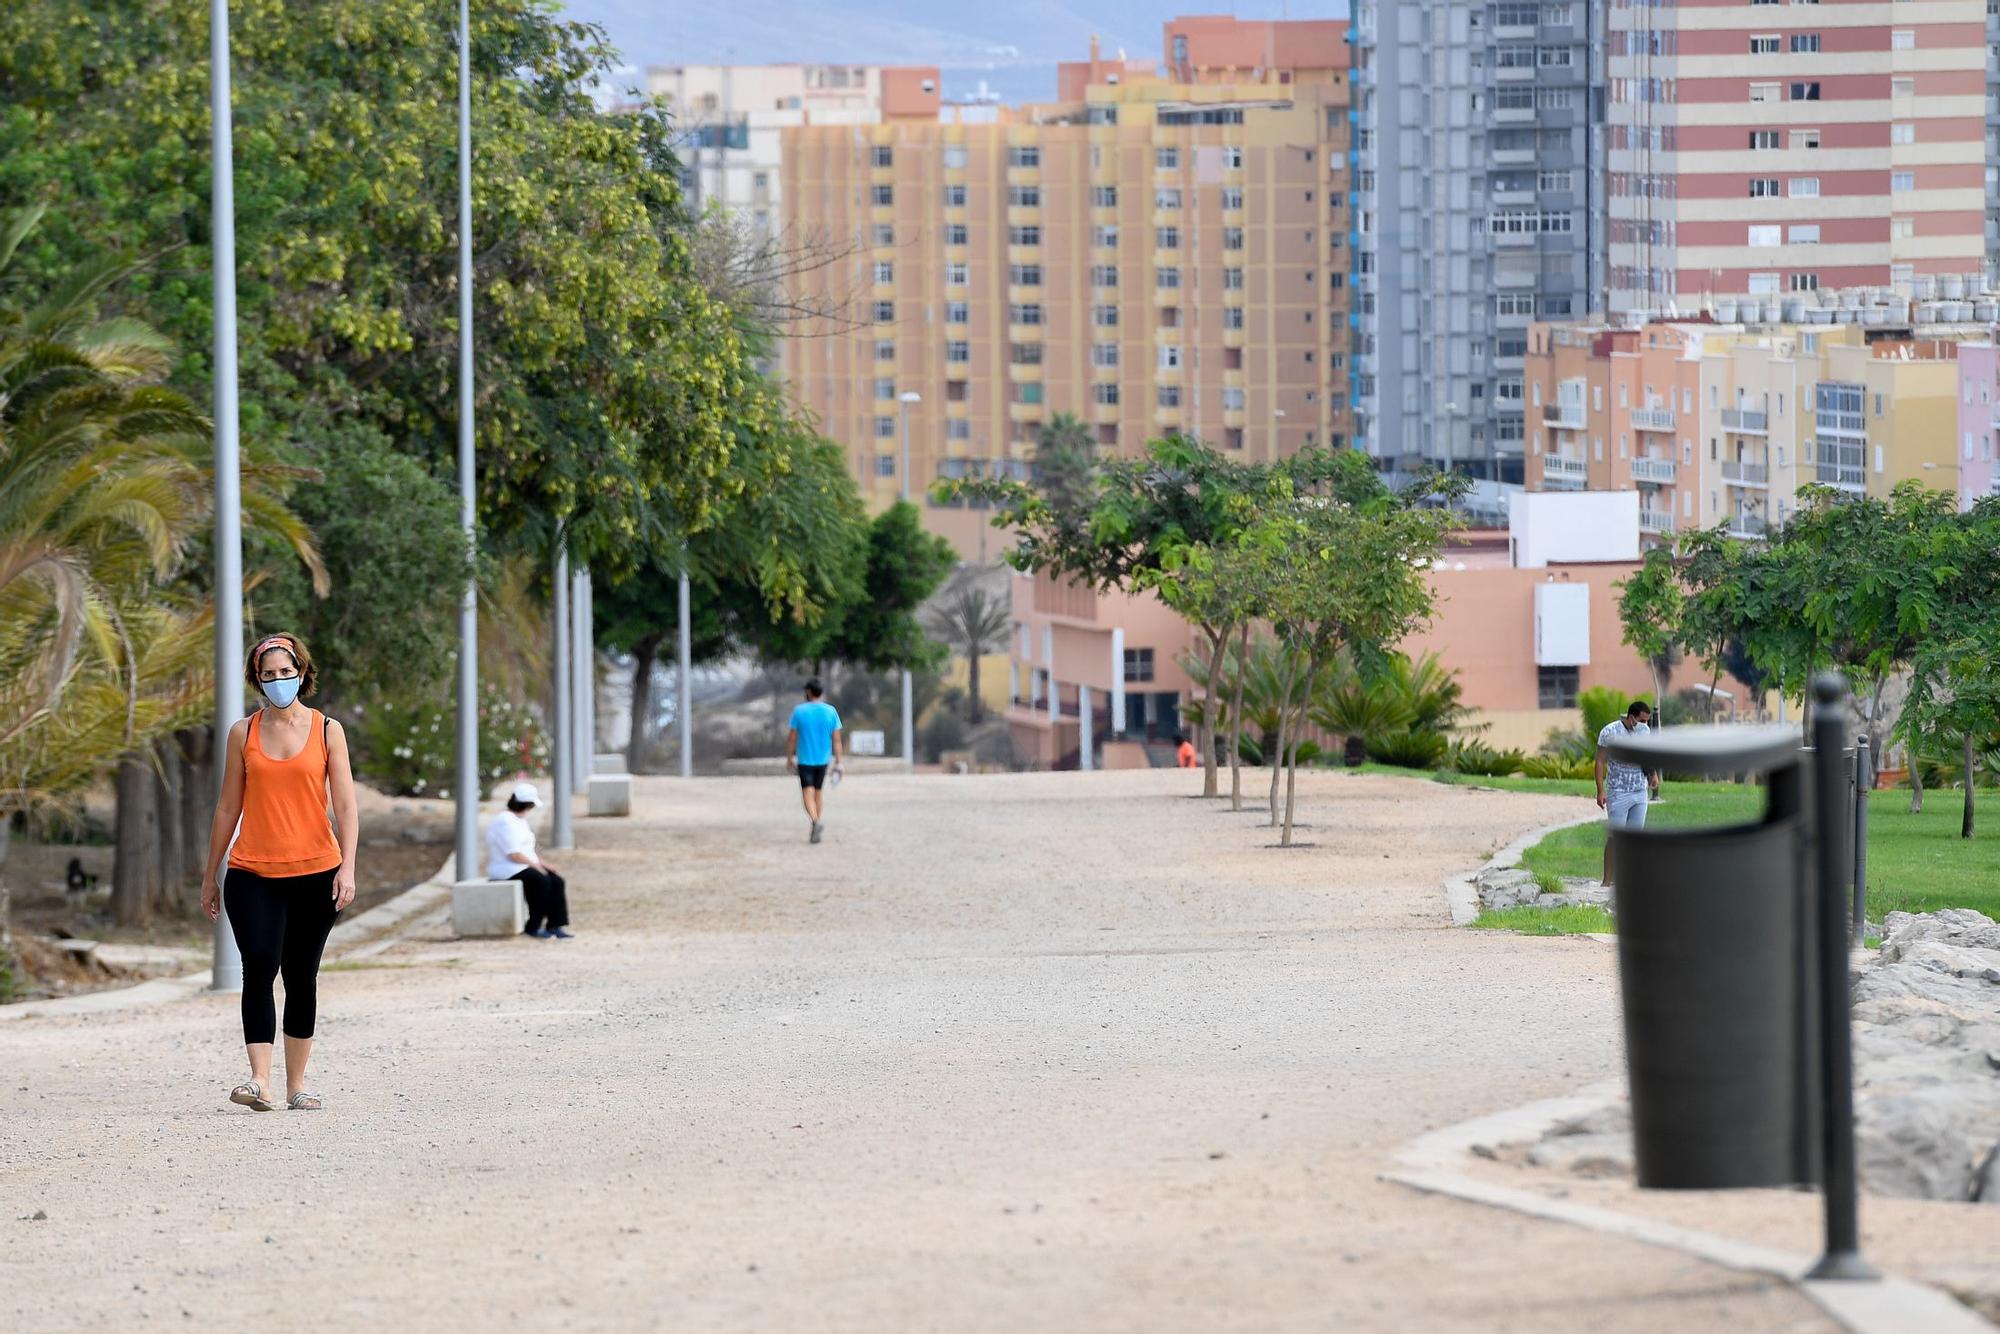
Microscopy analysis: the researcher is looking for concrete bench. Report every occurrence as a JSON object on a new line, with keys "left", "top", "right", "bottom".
{"left": 593, "top": 752, "right": 627, "bottom": 775}
{"left": 451, "top": 879, "right": 525, "bottom": 937}
{"left": 588, "top": 773, "right": 632, "bottom": 817}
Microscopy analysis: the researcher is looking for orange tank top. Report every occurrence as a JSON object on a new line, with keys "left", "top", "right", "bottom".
{"left": 230, "top": 708, "right": 342, "bottom": 877}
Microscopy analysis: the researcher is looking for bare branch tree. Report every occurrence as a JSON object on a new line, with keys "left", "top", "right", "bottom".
{"left": 685, "top": 209, "right": 871, "bottom": 336}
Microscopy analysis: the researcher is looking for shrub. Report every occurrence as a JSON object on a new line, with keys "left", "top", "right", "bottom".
{"left": 1522, "top": 753, "right": 1596, "bottom": 781}
{"left": 1367, "top": 728, "right": 1450, "bottom": 771}
{"left": 1578, "top": 686, "right": 1628, "bottom": 738}
{"left": 353, "top": 685, "right": 550, "bottom": 799}
{"left": 1447, "top": 739, "right": 1526, "bottom": 777}
{"left": 1540, "top": 727, "right": 1593, "bottom": 763}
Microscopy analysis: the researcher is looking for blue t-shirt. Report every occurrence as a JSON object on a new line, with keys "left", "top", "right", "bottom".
{"left": 789, "top": 700, "right": 842, "bottom": 766}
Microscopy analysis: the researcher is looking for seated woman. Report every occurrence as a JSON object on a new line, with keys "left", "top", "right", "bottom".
{"left": 484, "top": 782, "right": 572, "bottom": 939}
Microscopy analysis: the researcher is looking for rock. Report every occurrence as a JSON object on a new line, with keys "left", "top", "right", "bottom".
{"left": 1895, "top": 941, "right": 2000, "bottom": 985}
{"left": 1527, "top": 1133, "right": 1632, "bottom": 1178}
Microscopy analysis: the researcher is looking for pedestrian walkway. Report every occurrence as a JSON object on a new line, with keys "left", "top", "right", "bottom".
{"left": 0, "top": 770, "right": 1831, "bottom": 1331}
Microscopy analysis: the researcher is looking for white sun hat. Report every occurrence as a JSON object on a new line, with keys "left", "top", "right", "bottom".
{"left": 511, "top": 781, "right": 540, "bottom": 806}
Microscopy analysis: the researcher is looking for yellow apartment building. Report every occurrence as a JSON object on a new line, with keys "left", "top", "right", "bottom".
{"left": 779, "top": 18, "right": 1355, "bottom": 558}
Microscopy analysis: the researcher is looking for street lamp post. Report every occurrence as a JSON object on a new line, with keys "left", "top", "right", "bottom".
{"left": 452, "top": 0, "right": 481, "bottom": 888}
{"left": 209, "top": 0, "right": 244, "bottom": 993}
{"left": 677, "top": 561, "right": 693, "bottom": 778}
{"left": 898, "top": 390, "right": 921, "bottom": 770}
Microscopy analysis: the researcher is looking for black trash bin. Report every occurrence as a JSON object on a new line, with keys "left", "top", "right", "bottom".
{"left": 1601, "top": 725, "right": 1821, "bottom": 1190}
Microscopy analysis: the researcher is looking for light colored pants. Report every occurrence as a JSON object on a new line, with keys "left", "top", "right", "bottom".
{"left": 1607, "top": 791, "right": 1649, "bottom": 829}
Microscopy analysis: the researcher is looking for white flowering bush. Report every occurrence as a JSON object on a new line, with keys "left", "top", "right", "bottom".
{"left": 354, "top": 685, "right": 550, "bottom": 799}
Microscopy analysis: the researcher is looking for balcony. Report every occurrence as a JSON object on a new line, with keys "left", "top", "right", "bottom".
{"left": 1492, "top": 148, "right": 1537, "bottom": 166}
{"left": 1721, "top": 408, "right": 1768, "bottom": 434}
{"left": 1815, "top": 462, "right": 1865, "bottom": 493}
{"left": 1721, "top": 460, "right": 1768, "bottom": 487}
{"left": 1543, "top": 402, "right": 1587, "bottom": 430}
{"left": 1728, "top": 513, "right": 1769, "bottom": 541}
{"left": 1492, "top": 185, "right": 1536, "bottom": 208}
{"left": 1630, "top": 457, "right": 1677, "bottom": 485}
{"left": 1541, "top": 454, "right": 1588, "bottom": 487}
{"left": 1639, "top": 509, "right": 1676, "bottom": 536}
{"left": 1493, "top": 106, "right": 1535, "bottom": 125}
{"left": 1630, "top": 408, "right": 1675, "bottom": 432}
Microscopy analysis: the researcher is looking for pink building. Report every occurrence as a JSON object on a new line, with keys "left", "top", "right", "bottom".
{"left": 1607, "top": 0, "right": 1987, "bottom": 318}
{"left": 1955, "top": 341, "right": 2000, "bottom": 509}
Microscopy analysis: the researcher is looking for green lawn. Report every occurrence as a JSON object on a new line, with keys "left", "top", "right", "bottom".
{"left": 1467, "top": 904, "right": 1617, "bottom": 936}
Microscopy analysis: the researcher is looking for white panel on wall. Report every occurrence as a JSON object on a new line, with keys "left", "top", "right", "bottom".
{"left": 1535, "top": 582, "right": 1591, "bottom": 668}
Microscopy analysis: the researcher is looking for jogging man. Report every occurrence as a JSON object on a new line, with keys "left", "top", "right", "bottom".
{"left": 1595, "top": 699, "right": 1660, "bottom": 887}
{"left": 786, "top": 679, "right": 844, "bottom": 844}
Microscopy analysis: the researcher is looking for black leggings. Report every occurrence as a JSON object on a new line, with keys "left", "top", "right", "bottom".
{"left": 511, "top": 866, "right": 569, "bottom": 932}
{"left": 224, "top": 866, "right": 340, "bottom": 1045}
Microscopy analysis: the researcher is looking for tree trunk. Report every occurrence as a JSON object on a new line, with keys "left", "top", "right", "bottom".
{"left": 1653, "top": 668, "right": 1667, "bottom": 728}
{"left": 1963, "top": 731, "right": 1976, "bottom": 840}
{"left": 1229, "top": 624, "right": 1247, "bottom": 812}
{"left": 1281, "top": 655, "right": 1321, "bottom": 847}
{"left": 967, "top": 649, "right": 983, "bottom": 725}
{"left": 0, "top": 817, "right": 13, "bottom": 955}
{"left": 628, "top": 634, "right": 660, "bottom": 773}
{"left": 180, "top": 727, "right": 214, "bottom": 885}
{"left": 153, "top": 736, "right": 186, "bottom": 917}
{"left": 1201, "top": 627, "right": 1228, "bottom": 799}
{"left": 1268, "top": 653, "right": 1298, "bottom": 826}
{"left": 112, "top": 753, "right": 160, "bottom": 928}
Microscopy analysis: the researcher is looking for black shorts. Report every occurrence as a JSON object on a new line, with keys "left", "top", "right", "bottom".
{"left": 798, "top": 763, "right": 829, "bottom": 789}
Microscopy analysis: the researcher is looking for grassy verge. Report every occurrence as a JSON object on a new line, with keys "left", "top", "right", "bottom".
{"left": 1468, "top": 905, "right": 1616, "bottom": 936}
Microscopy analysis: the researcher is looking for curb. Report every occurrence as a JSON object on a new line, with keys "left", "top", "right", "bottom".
{"left": 1444, "top": 811, "right": 1601, "bottom": 926}
{"left": 1384, "top": 1084, "right": 1995, "bottom": 1334}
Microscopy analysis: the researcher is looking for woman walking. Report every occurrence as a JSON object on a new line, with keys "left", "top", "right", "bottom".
{"left": 200, "top": 633, "right": 359, "bottom": 1112}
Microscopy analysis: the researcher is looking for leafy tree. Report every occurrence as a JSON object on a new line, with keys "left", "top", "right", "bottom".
{"left": 922, "top": 572, "right": 1012, "bottom": 724}
{"left": 1616, "top": 546, "right": 1683, "bottom": 722}
{"left": 822, "top": 501, "right": 956, "bottom": 675}
{"left": 1899, "top": 498, "right": 2000, "bottom": 837}
{"left": 1676, "top": 526, "right": 1746, "bottom": 721}
{"left": 1031, "top": 412, "right": 1096, "bottom": 517}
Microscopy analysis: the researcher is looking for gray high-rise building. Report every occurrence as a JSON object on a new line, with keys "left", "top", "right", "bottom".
{"left": 1354, "top": 1, "right": 1605, "bottom": 495}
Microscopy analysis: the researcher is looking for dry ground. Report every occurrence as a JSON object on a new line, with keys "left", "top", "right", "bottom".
{"left": 0, "top": 769, "right": 1837, "bottom": 1331}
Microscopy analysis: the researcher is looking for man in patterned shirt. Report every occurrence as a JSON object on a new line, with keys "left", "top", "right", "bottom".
{"left": 1595, "top": 699, "right": 1659, "bottom": 888}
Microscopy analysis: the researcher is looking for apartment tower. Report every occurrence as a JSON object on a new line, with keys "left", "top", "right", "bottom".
{"left": 780, "top": 19, "right": 1355, "bottom": 556}
{"left": 1607, "top": 0, "right": 1987, "bottom": 318}
{"left": 1354, "top": 1, "right": 1607, "bottom": 494}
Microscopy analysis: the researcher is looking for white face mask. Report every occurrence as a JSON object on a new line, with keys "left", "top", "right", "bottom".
{"left": 262, "top": 677, "right": 303, "bottom": 708}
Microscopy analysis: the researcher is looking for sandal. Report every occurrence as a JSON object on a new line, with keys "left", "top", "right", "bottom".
{"left": 287, "top": 1091, "right": 323, "bottom": 1111}
{"left": 230, "top": 1080, "right": 275, "bottom": 1112}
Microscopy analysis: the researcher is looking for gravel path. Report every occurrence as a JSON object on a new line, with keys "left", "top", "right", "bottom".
{"left": 0, "top": 769, "right": 1830, "bottom": 1331}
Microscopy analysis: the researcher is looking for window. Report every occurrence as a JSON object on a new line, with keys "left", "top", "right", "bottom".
{"left": 1892, "top": 171, "right": 1914, "bottom": 193}
{"left": 1154, "top": 188, "right": 1182, "bottom": 209}
{"left": 1009, "top": 225, "right": 1041, "bottom": 246}
{"left": 1223, "top": 267, "right": 1245, "bottom": 290}
{"left": 1157, "top": 385, "right": 1182, "bottom": 408}
{"left": 1891, "top": 29, "right": 1914, "bottom": 50}
{"left": 1008, "top": 186, "right": 1041, "bottom": 207}
{"left": 1749, "top": 130, "right": 1781, "bottom": 150}
{"left": 1789, "top": 224, "right": 1820, "bottom": 244}
{"left": 1092, "top": 343, "right": 1118, "bottom": 368}
{"left": 873, "top": 261, "right": 894, "bottom": 284}
{"left": 1748, "top": 178, "right": 1781, "bottom": 198}
{"left": 1156, "top": 226, "right": 1180, "bottom": 249}
{"left": 944, "top": 184, "right": 967, "bottom": 207}
{"left": 1155, "top": 147, "right": 1179, "bottom": 170}
{"left": 1222, "top": 307, "right": 1244, "bottom": 330}
{"left": 1789, "top": 33, "right": 1820, "bottom": 53}
{"left": 1538, "top": 666, "right": 1579, "bottom": 710}
{"left": 1221, "top": 187, "right": 1243, "bottom": 210}
{"left": 1221, "top": 227, "right": 1247, "bottom": 251}
{"left": 874, "top": 340, "right": 894, "bottom": 361}
{"left": 753, "top": 172, "right": 770, "bottom": 193}
{"left": 871, "top": 184, "right": 894, "bottom": 206}
{"left": 1008, "top": 145, "right": 1040, "bottom": 168}
{"left": 1224, "top": 145, "right": 1243, "bottom": 170}
{"left": 1538, "top": 46, "right": 1573, "bottom": 67}
{"left": 947, "top": 419, "right": 970, "bottom": 440}
{"left": 1748, "top": 272, "right": 1780, "bottom": 295}
{"left": 1092, "top": 224, "right": 1119, "bottom": 247}
{"left": 1749, "top": 83, "right": 1779, "bottom": 103}
{"left": 1789, "top": 272, "right": 1820, "bottom": 292}
{"left": 871, "top": 145, "right": 894, "bottom": 168}
{"left": 872, "top": 223, "right": 894, "bottom": 246}
{"left": 1790, "top": 82, "right": 1820, "bottom": 101}
{"left": 1090, "top": 264, "right": 1119, "bottom": 287}
{"left": 945, "top": 223, "right": 968, "bottom": 245}
{"left": 943, "top": 145, "right": 968, "bottom": 169}
{"left": 1122, "top": 648, "right": 1155, "bottom": 683}
{"left": 1891, "top": 216, "right": 1915, "bottom": 240}
{"left": 1157, "top": 345, "right": 1182, "bottom": 370}
{"left": 1008, "top": 264, "right": 1043, "bottom": 286}
{"left": 946, "top": 262, "right": 969, "bottom": 286}
{"left": 1157, "top": 267, "right": 1181, "bottom": 290}
{"left": 1092, "top": 185, "right": 1118, "bottom": 207}
{"left": 872, "top": 301, "right": 895, "bottom": 323}
{"left": 1009, "top": 343, "right": 1042, "bottom": 366}
{"left": 1222, "top": 387, "right": 1244, "bottom": 412}
{"left": 1748, "top": 225, "right": 1781, "bottom": 247}
{"left": 1790, "top": 177, "right": 1820, "bottom": 197}
{"left": 1749, "top": 34, "right": 1780, "bottom": 54}
{"left": 1792, "top": 129, "right": 1820, "bottom": 149}
{"left": 1093, "top": 382, "right": 1120, "bottom": 405}
{"left": 1892, "top": 77, "right": 1915, "bottom": 98}
{"left": 1093, "top": 304, "right": 1119, "bottom": 327}
{"left": 946, "top": 301, "right": 969, "bottom": 324}
{"left": 875, "top": 455, "right": 895, "bottom": 477}
{"left": 1891, "top": 123, "right": 1915, "bottom": 145}
{"left": 945, "top": 341, "right": 969, "bottom": 363}
{"left": 874, "top": 417, "right": 896, "bottom": 439}
{"left": 874, "top": 377, "right": 895, "bottom": 400}
{"left": 1009, "top": 303, "right": 1043, "bottom": 326}
{"left": 1537, "top": 169, "right": 1573, "bottom": 192}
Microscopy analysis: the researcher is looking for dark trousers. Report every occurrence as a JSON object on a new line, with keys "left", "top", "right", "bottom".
{"left": 224, "top": 866, "right": 340, "bottom": 1045}
{"left": 511, "top": 866, "right": 569, "bottom": 932}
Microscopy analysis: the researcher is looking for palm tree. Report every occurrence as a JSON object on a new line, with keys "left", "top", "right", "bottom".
{"left": 1310, "top": 665, "right": 1415, "bottom": 767}
{"left": 922, "top": 571, "right": 1011, "bottom": 723}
